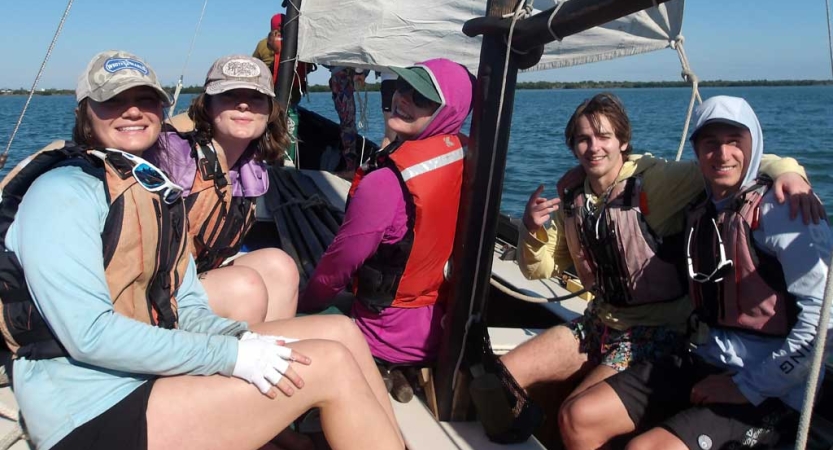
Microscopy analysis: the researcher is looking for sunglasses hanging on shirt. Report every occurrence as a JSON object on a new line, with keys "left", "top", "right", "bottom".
{"left": 90, "top": 149, "right": 184, "bottom": 204}
{"left": 686, "top": 218, "right": 734, "bottom": 283}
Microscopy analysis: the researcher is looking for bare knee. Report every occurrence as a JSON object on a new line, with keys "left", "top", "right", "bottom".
{"left": 219, "top": 267, "right": 268, "bottom": 323}
{"left": 624, "top": 434, "right": 651, "bottom": 450}
{"left": 625, "top": 431, "right": 668, "bottom": 450}
{"left": 304, "top": 340, "right": 365, "bottom": 397}
{"left": 256, "top": 248, "right": 300, "bottom": 287}
{"left": 246, "top": 248, "right": 300, "bottom": 319}
{"left": 559, "top": 395, "right": 598, "bottom": 444}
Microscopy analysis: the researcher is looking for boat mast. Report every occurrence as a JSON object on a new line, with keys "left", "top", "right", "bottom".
{"left": 275, "top": 0, "right": 301, "bottom": 109}
{"left": 434, "top": 0, "right": 674, "bottom": 421}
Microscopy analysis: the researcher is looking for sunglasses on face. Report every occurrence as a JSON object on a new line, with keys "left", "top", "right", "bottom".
{"left": 686, "top": 218, "right": 734, "bottom": 283}
{"left": 90, "top": 149, "right": 184, "bottom": 204}
{"left": 395, "top": 78, "right": 437, "bottom": 109}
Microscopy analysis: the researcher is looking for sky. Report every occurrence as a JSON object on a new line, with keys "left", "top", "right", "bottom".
{"left": 1, "top": 0, "right": 831, "bottom": 90}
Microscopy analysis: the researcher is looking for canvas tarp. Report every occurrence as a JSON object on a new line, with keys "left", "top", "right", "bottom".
{"left": 296, "top": 0, "right": 684, "bottom": 73}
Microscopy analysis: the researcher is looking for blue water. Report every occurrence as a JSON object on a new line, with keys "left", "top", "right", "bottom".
{"left": 1, "top": 86, "right": 832, "bottom": 218}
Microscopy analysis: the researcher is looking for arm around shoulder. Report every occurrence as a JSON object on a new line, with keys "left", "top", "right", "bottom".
{"left": 759, "top": 154, "right": 807, "bottom": 181}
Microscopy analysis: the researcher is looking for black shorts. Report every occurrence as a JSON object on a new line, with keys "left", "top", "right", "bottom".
{"left": 606, "top": 355, "right": 796, "bottom": 449}
{"left": 381, "top": 79, "right": 396, "bottom": 112}
{"left": 52, "top": 380, "right": 155, "bottom": 450}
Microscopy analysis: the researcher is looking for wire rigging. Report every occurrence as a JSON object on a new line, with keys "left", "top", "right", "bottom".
{"left": 1, "top": 0, "right": 75, "bottom": 170}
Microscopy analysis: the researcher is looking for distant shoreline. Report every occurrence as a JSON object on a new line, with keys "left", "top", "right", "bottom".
{"left": 2, "top": 79, "right": 831, "bottom": 96}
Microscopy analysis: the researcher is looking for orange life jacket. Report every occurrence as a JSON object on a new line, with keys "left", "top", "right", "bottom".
{"left": 181, "top": 138, "right": 257, "bottom": 273}
{"left": 347, "top": 135, "right": 465, "bottom": 312}
{"left": 687, "top": 178, "right": 795, "bottom": 336}
{"left": 0, "top": 146, "right": 190, "bottom": 359}
{"left": 561, "top": 174, "right": 686, "bottom": 306}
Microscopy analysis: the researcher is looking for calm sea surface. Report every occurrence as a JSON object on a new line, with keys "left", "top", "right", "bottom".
{"left": 1, "top": 86, "right": 832, "bottom": 218}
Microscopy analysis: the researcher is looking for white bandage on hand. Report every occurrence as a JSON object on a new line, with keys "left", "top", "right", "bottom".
{"left": 232, "top": 332, "right": 295, "bottom": 394}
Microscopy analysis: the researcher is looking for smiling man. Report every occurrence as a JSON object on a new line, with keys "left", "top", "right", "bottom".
{"left": 553, "top": 95, "right": 833, "bottom": 450}
{"left": 490, "top": 93, "right": 826, "bottom": 448}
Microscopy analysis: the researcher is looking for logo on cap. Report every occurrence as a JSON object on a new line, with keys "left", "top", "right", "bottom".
{"left": 104, "top": 58, "right": 150, "bottom": 75}
{"left": 222, "top": 59, "right": 261, "bottom": 79}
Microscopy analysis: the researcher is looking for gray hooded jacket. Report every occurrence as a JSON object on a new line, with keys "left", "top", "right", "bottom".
{"left": 690, "top": 96, "right": 833, "bottom": 410}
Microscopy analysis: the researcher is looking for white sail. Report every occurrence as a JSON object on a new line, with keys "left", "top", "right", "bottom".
{"left": 297, "top": 0, "right": 684, "bottom": 73}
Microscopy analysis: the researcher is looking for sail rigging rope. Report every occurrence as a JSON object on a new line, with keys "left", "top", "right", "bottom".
{"left": 826, "top": 0, "right": 833, "bottom": 79}
{"left": 672, "top": 36, "right": 702, "bottom": 162}
{"left": 168, "top": 0, "right": 210, "bottom": 117}
{"left": 545, "top": 1, "right": 566, "bottom": 42}
{"left": 453, "top": 0, "right": 536, "bottom": 391}
{"left": 1, "top": 0, "right": 74, "bottom": 170}
{"left": 489, "top": 276, "right": 589, "bottom": 303}
{"left": 794, "top": 250, "right": 833, "bottom": 450}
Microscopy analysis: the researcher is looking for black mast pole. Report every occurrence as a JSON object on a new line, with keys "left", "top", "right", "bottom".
{"left": 434, "top": 0, "right": 521, "bottom": 421}
{"left": 434, "top": 0, "right": 674, "bottom": 422}
{"left": 275, "top": 0, "right": 301, "bottom": 109}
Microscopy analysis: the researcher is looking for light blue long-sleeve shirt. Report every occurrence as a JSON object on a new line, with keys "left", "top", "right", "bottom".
{"left": 695, "top": 190, "right": 833, "bottom": 411}
{"left": 5, "top": 166, "right": 248, "bottom": 449}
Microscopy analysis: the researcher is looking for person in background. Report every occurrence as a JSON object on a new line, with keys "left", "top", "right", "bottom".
{"left": 0, "top": 50, "right": 403, "bottom": 450}
{"left": 252, "top": 12, "right": 313, "bottom": 165}
{"left": 328, "top": 66, "right": 366, "bottom": 172}
{"left": 491, "top": 93, "right": 823, "bottom": 448}
{"left": 147, "top": 55, "right": 299, "bottom": 325}
{"left": 378, "top": 70, "right": 399, "bottom": 147}
{"left": 559, "top": 95, "right": 833, "bottom": 450}
{"left": 252, "top": 13, "right": 283, "bottom": 81}
{"left": 300, "top": 58, "right": 473, "bottom": 377}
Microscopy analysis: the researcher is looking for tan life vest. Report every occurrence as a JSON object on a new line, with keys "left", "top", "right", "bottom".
{"left": 180, "top": 138, "right": 257, "bottom": 272}
{"left": 0, "top": 145, "right": 190, "bottom": 359}
{"left": 686, "top": 178, "right": 795, "bottom": 336}
{"left": 561, "top": 174, "right": 686, "bottom": 307}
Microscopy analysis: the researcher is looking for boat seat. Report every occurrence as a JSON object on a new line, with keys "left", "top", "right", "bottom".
{"left": 0, "top": 352, "right": 29, "bottom": 450}
{"left": 386, "top": 328, "right": 541, "bottom": 420}
{"left": 392, "top": 391, "right": 546, "bottom": 450}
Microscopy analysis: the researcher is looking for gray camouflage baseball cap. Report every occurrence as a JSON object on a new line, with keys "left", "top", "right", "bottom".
{"left": 76, "top": 50, "right": 171, "bottom": 105}
{"left": 204, "top": 55, "right": 275, "bottom": 97}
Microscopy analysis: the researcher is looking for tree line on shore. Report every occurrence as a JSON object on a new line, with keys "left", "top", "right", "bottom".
{"left": 3, "top": 79, "right": 831, "bottom": 96}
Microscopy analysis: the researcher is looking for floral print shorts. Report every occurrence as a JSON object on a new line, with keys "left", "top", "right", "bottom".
{"left": 567, "top": 310, "right": 685, "bottom": 372}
